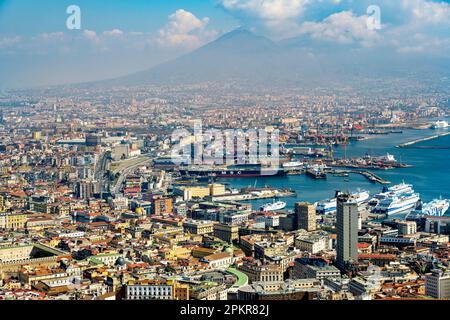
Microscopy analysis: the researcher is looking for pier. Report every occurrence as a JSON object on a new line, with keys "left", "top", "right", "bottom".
{"left": 396, "top": 132, "right": 450, "bottom": 148}
{"left": 329, "top": 169, "right": 391, "bottom": 184}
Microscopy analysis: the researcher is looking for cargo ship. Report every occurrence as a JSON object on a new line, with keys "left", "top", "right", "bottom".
{"left": 178, "top": 164, "right": 286, "bottom": 178}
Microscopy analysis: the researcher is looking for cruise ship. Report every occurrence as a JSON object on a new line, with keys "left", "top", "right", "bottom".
{"left": 431, "top": 120, "right": 449, "bottom": 129}
{"left": 316, "top": 190, "right": 370, "bottom": 214}
{"left": 412, "top": 198, "right": 449, "bottom": 217}
{"left": 385, "top": 182, "right": 414, "bottom": 195}
{"left": 373, "top": 193, "right": 420, "bottom": 215}
{"left": 260, "top": 201, "right": 286, "bottom": 212}
{"left": 368, "top": 182, "right": 414, "bottom": 206}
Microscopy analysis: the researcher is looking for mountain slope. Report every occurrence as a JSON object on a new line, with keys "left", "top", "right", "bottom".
{"left": 110, "top": 29, "right": 284, "bottom": 86}
{"left": 98, "top": 28, "right": 450, "bottom": 89}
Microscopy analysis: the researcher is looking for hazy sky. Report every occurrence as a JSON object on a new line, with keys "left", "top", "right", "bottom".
{"left": 0, "top": 0, "right": 449, "bottom": 88}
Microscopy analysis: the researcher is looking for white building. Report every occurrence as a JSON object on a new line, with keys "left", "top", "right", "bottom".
{"left": 425, "top": 269, "right": 450, "bottom": 299}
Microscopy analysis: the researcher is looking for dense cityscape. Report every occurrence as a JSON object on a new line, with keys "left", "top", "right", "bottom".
{"left": 1, "top": 0, "right": 450, "bottom": 310}
{"left": 0, "top": 83, "right": 449, "bottom": 301}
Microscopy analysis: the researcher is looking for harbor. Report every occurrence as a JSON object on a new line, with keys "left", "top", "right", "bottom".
{"left": 219, "top": 126, "right": 450, "bottom": 210}
{"left": 209, "top": 187, "right": 296, "bottom": 202}
{"left": 396, "top": 132, "right": 450, "bottom": 148}
{"left": 328, "top": 169, "right": 391, "bottom": 185}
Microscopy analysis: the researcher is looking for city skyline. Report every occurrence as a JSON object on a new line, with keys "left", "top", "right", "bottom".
{"left": 0, "top": 0, "right": 450, "bottom": 305}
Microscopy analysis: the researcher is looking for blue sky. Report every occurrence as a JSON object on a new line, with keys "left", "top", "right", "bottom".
{"left": 0, "top": 0, "right": 449, "bottom": 88}
{"left": 0, "top": 0, "right": 237, "bottom": 36}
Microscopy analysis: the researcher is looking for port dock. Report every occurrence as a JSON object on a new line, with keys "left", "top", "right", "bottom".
{"left": 396, "top": 132, "right": 450, "bottom": 148}
{"left": 328, "top": 169, "right": 391, "bottom": 184}
{"left": 209, "top": 187, "right": 296, "bottom": 202}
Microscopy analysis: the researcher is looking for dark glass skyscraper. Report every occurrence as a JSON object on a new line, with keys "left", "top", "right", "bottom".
{"left": 336, "top": 194, "right": 359, "bottom": 271}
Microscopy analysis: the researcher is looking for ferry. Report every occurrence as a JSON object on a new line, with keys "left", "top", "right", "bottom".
{"left": 260, "top": 201, "right": 286, "bottom": 212}
{"left": 412, "top": 198, "right": 449, "bottom": 217}
{"left": 316, "top": 190, "right": 370, "bottom": 214}
{"left": 373, "top": 193, "right": 420, "bottom": 215}
{"left": 315, "top": 198, "right": 337, "bottom": 214}
{"left": 306, "top": 165, "right": 327, "bottom": 179}
{"left": 384, "top": 182, "right": 414, "bottom": 195}
{"left": 368, "top": 182, "right": 414, "bottom": 206}
{"left": 431, "top": 120, "right": 449, "bottom": 129}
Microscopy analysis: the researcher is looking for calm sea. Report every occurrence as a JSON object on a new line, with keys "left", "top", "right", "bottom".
{"left": 220, "top": 120, "right": 450, "bottom": 211}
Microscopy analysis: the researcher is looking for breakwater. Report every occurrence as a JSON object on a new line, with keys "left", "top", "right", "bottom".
{"left": 396, "top": 132, "right": 450, "bottom": 148}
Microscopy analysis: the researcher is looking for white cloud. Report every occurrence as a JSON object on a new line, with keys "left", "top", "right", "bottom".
{"left": 404, "top": 0, "right": 450, "bottom": 25}
{"left": 221, "top": 0, "right": 309, "bottom": 21}
{"left": 157, "top": 9, "right": 217, "bottom": 49}
{"left": 83, "top": 29, "right": 98, "bottom": 40}
{"left": 0, "top": 36, "right": 21, "bottom": 49}
{"left": 396, "top": 32, "right": 450, "bottom": 54}
{"left": 38, "top": 32, "right": 65, "bottom": 41}
{"left": 299, "top": 11, "right": 381, "bottom": 45}
{"left": 103, "top": 29, "right": 124, "bottom": 37}
{"left": 220, "top": 0, "right": 310, "bottom": 35}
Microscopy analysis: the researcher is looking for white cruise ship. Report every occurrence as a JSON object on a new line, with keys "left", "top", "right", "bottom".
{"left": 373, "top": 193, "right": 420, "bottom": 215}
{"left": 260, "top": 201, "right": 286, "bottom": 212}
{"left": 413, "top": 199, "right": 449, "bottom": 217}
{"left": 431, "top": 120, "right": 449, "bottom": 129}
{"left": 368, "top": 182, "right": 414, "bottom": 206}
{"left": 386, "top": 182, "right": 414, "bottom": 195}
{"left": 315, "top": 198, "right": 337, "bottom": 214}
{"left": 316, "top": 190, "right": 370, "bottom": 214}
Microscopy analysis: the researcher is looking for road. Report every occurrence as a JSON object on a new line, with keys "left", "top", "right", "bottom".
{"left": 111, "top": 155, "right": 153, "bottom": 196}
{"left": 94, "top": 151, "right": 111, "bottom": 197}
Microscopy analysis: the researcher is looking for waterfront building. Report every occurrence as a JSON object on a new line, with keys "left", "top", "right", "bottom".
{"left": 295, "top": 202, "right": 316, "bottom": 232}
{"left": 397, "top": 221, "right": 417, "bottom": 235}
{"left": 424, "top": 216, "right": 450, "bottom": 235}
{"left": 336, "top": 194, "right": 359, "bottom": 271}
